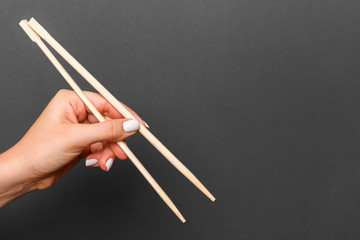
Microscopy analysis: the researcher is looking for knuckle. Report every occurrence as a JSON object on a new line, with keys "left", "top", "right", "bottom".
{"left": 107, "top": 120, "right": 122, "bottom": 140}
{"left": 55, "top": 89, "right": 71, "bottom": 97}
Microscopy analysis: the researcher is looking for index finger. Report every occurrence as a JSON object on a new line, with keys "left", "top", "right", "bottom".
{"left": 83, "top": 91, "right": 148, "bottom": 127}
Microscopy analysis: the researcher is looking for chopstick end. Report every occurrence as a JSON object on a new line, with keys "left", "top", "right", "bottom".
{"left": 19, "top": 19, "right": 40, "bottom": 42}
{"left": 28, "top": 17, "right": 49, "bottom": 39}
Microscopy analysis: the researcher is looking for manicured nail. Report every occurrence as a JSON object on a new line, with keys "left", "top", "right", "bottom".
{"left": 123, "top": 119, "right": 140, "bottom": 133}
{"left": 85, "top": 159, "right": 98, "bottom": 167}
{"left": 144, "top": 121, "right": 149, "bottom": 129}
{"left": 105, "top": 158, "right": 114, "bottom": 171}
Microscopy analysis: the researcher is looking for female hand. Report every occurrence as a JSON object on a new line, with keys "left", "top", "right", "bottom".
{"left": 0, "top": 89, "right": 147, "bottom": 207}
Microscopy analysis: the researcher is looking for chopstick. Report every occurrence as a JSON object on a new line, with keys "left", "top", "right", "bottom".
{"left": 27, "top": 17, "right": 215, "bottom": 202}
{"left": 19, "top": 20, "right": 186, "bottom": 223}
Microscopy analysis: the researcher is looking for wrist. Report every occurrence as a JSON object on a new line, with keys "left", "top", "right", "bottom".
{"left": 0, "top": 146, "right": 37, "bottom": 208}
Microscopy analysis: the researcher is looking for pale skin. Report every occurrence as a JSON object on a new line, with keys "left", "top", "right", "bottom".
{"left": 0, "top": 89, "right": 148, "bottom": 208}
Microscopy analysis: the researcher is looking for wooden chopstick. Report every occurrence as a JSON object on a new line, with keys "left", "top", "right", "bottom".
{"left": 19, "top": 20, "right": 186, "bottom": 223}
{"left": 27, "top": 17, "right": 215, "bottom": 202}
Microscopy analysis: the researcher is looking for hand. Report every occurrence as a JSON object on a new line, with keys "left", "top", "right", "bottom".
{"left": 0, "top": 89, "right": 147, "bottom": 207}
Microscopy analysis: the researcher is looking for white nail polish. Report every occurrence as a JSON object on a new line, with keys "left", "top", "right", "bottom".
{"left": 123, "top": 119, "right": 140, "bottom": 133}
{"left": 85, "top": 159, "right": 98, "bottom": 167}
{"left": 105, "top": 158, "right": 114, "bottom": 171}
{"left": 144, "top": 121, "right": 149, "bottom": 129}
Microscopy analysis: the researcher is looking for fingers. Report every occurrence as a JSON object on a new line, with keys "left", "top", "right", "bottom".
{"left": 109, "top": 142, "right": 128, "bottom": 160}
{"left": 58, "top": 90, "right": 150, "bottom": 172}
{"left": 82, "top": 91, "right": 149, "bottom": 129}
{"left": 85, "top": 143, "right": 121, "bottom": 171}
{"left": 82, "top": 91, "right": 124, "bottom": 119}
{"left": 85, "top": 152, "right": 101, "bottom": 167}
{"left": 52, "top": 89, "right": 150, "bottom": 129}
{"left": 70, "top": 118, "right": 140, "bottom": 148}
{"left": 85, "top": 142, "right": 116, "bottom": 171}
{"left": 85, "top": 150, "right": 113, "bottom": 171}
{"left": 98, "top": 145, "right": 116, "bottom": 171}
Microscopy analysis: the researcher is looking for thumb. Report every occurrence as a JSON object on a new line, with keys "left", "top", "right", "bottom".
{"left": 71, "top": 119, "right": 140, "bottom": 147}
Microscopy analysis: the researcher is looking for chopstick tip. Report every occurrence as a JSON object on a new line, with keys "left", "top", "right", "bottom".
{"left": 176, "top": 212, "right": 186, "bottom": 223}
{"left": 206, "top": 192, "right": 216, "bottom": 202}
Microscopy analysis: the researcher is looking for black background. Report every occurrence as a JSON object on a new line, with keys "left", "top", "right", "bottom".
{"left": 1, "top": 0, "right": 360, "bottom": 239}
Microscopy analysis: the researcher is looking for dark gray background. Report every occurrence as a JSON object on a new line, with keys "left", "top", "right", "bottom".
{"left": 1, "top": 0, "right": 360, "bottom": 239}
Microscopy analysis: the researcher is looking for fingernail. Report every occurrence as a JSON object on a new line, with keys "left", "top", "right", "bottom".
{"left": 105, "top": 158, "right": 114, "bottom": 171}
{"left": 144, "top": 121, "right": 149, "bottom": 129}
{"left": 85, "top": 159, "right": 98, "bottom": 167}
{"left": 123, "top": 119, "right": 140, "bottom": 133}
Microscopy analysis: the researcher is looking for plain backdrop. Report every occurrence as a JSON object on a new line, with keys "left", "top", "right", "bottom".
{"left": 1, "top": 0, "right": 360, "bottom": 239}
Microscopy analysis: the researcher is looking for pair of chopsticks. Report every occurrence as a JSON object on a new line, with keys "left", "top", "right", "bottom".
{"left": 19, "top": 18, "right": 215, "bottom": 222}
